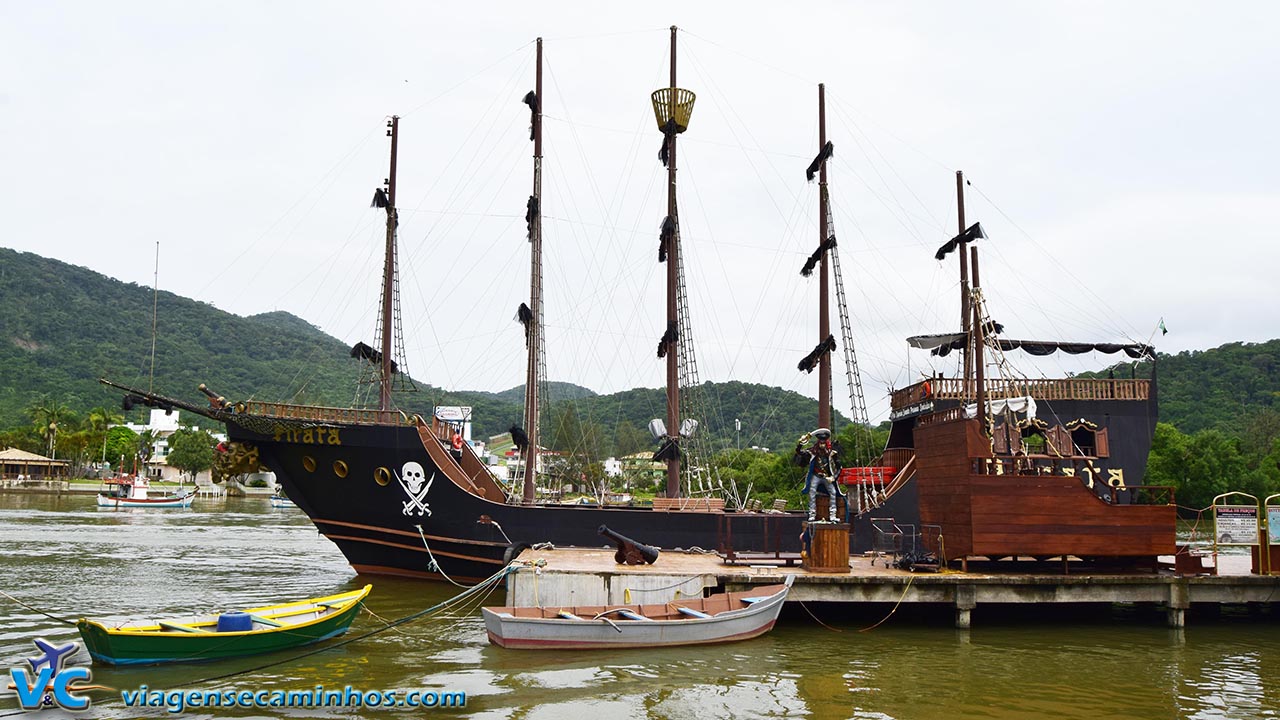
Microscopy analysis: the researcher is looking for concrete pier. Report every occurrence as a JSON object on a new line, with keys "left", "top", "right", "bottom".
{"left": 506, "top": 547, "right": 1279, "bottom": 628}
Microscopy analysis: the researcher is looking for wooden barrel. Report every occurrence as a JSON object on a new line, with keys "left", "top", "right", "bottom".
{"left": 804, "top": 522, "right": 851, "bottom": 573}
{"left": 814, "top": 494, "right": 846, "bottom": 521}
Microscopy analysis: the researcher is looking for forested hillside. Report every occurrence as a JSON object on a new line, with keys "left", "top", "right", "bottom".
{"left": 0, "top": 249, "right": 846, "bottom": 462}
{"left": 0, "top": 248, "right": 368, "bottom": 422}
{"left": 1088, "top": 340, "right": 1280, "bottom": 434}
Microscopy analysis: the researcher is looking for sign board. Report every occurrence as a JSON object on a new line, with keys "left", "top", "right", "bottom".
{"left": 1269, "top": 506, "right": 1280, "bottom": 545}
{"left": 433, "top": 406, "right": 472, "bottom": 422}
{"left": 1214, "top": 505, "right": 1259, "bottom": 546}
{"left": 433, "top": 406, "right": 473, "bottom": 442}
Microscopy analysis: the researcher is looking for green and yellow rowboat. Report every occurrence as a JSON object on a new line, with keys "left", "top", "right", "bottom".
{"left": 76, "top": 585, "right": 371, "bottom": 666}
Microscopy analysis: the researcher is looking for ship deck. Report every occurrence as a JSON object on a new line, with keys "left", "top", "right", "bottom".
{"left": 507, "top": 546, "right": 1279, "bottom": 628}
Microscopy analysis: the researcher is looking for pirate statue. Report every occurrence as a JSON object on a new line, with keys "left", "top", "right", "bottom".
{"left": 795, "top": 427, "right": 841, "bottom": 523}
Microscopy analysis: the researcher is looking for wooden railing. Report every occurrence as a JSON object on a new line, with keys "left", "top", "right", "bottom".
{"left": 240, "top": 401, "right": 411, "bottom": 426}
{"left": 890, "top": 377, "right": 1150, "bottom": 412}
{"left": 652, "top": 497, "right": 726, "bottom": 512}
{"left": 917, "top": 407, "right": 966, "bottom": 427}
{"left": 877, "top": 448, "right": 915, "bottom": 471}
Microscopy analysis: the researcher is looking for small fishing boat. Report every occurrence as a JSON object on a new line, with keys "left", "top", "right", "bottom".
{"left": 269, "top": 494, "right": 297, "bottom": 509}
{"left": 76, "top": 585, "right": 371, "bottom": 665}
{"left": 96, "top": 475, "right": 194, "bottom": 509}
{"left": 481, "top": 576, "right": 793, "bottom": 649}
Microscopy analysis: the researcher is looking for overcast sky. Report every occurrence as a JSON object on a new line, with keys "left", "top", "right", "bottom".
{"left": 3, "top": 2, "right": 1277, "bottom": 423}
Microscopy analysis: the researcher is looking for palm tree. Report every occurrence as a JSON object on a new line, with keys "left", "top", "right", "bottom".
{"left": 26, "top": 395, "right": 77, "bottom": 459}
{"left": 136, "top": 429, "right": 158, "bottom": 476}
{"left": 86, "top": 406, "right": 125, "bottom": 466}
{"left": 86, "top": 406, "right": 124, "bottom": 434}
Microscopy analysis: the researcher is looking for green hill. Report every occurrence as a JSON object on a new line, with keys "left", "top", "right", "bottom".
{"left": 1086, "top": 339, "right": 1280, "bottom": 434}
{"left": 491, "top": 382, "right": 597, "bottom": 405}
{"left": 1086, "top": 340, "right": 1280, "bottom": 509}
{"left": 0, "top": 248, "right": 848, "bottom": 459}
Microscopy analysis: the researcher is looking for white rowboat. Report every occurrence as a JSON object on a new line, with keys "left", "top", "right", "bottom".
{"left": 482, "top": 575, "right": 793, "bottom": 649}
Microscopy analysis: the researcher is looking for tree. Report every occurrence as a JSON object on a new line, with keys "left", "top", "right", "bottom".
{"left": 103, "top": 426, "right": 138, "bottom": 474}
{"left": 611, "top": 422, "right": 649, "bottom": 458}
{"left": 710, "top": 447, "right": 805, "bottom": 511}
{"left": 167, "top": 428, "right": 216, "bottom": 482}
{"left": 548, "top": 402, "right": 603, "bottom": 460}
{"left": 26, "top": 395, "right": 77, "bottom": 458}
{"left": 835, "top": 422, "right": 891, "bottom": 467}
{"left": 136, "top": 429, "right": 158, "bottom": 465}
{"left": 84, "top": 406, "right": 125, "bottom": 466}
{"left": 1148, "top": 423, "right": 1249, "bottom": 511}
{"left": 0, "top": 427, "right": 41, "bottom": 454}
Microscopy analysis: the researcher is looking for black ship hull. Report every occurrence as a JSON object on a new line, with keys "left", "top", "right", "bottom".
{"left": 227, "top": 421, "right": 805, "bottom": 582}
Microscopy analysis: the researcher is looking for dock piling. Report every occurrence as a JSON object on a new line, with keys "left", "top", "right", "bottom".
{"left": 955, "top": 585, "right": 976, "bottom": 629}
{"left": 1167, "top": 581, "right": 1189, "bottom": 628}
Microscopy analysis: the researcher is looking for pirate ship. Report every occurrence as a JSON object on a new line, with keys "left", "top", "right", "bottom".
{"left": 848, "top": 171, "right": 1175, "bottom": 565}
{"left": 105, "top": 30, "right": 807, "bottom": 582}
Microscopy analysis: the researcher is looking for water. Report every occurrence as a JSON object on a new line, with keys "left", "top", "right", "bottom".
{"left": 2, "top": 494, "right": 1278, "bottom": 719}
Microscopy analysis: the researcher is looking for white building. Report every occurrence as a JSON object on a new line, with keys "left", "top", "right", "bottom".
{"left": 121, "top": 408, "right": 226, "bottom": 484}
{"left": 603, "top": 457, "right": 622, "bottom": 478}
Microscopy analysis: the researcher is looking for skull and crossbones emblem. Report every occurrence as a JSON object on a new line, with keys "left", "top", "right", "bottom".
{"left": 395, "top": 461, "right": 434, "bottom": 516}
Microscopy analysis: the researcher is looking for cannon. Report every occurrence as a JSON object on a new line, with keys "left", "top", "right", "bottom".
{"left": 598, "top": 525, "right": 659, "bottom": 565}
{"left": 198, "top": 383, "right": 228, "bottom": 409}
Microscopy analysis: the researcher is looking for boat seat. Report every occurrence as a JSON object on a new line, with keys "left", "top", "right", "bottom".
{"left": 675, "top": 606, "right": 712, "bottom": 619}
{"left": 741, "top": 597, "right": 765, "bottom": 604}
{"left": 249, "top": 614, "right": 283, "bottom": 627}
{"left": 158, "top": 621, "right": 209, "bottom": 634}
{"left": 617, "top": 610, "right": 653, "bottom": 621}
{"left": 556, "top": 611, "right": 584, "bottom": 621}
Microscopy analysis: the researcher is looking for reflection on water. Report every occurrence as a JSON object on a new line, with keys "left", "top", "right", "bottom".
{"left": 1, "top": 494, "right": 1278, "bottom": 718}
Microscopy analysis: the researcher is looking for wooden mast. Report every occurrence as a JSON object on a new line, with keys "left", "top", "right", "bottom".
{"left": 379, "top": 116, "right": 400, "bottom": 413}
{"left": 971, "top": 244, "right": 988, "bottom": 440}
{"left": 664, "top": 25, "right": 681, "bottom": 498}
{"left": 957, "top": 170, "right": 972, "bottom": 397}
{"left": 522, "top": 39, "right": 544, "bottom": 504}
{"left": 817, "top": 84, "right": 831, "bottom": 431}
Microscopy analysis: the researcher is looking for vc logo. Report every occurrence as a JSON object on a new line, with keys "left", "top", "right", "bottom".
{"left": 8, "top": 638, "right": 92, "bottom": 712}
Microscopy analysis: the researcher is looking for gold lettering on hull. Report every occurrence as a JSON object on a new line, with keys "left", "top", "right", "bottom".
{"left": 272, "top": 427, "right": 343, "bottom": 446}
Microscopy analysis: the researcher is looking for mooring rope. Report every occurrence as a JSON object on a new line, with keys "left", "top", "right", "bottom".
{"left": 798, "top": 601, "right": 843, "bottom": 633}
{"left": 619, "top": 573, "right": 710, "bottom": 604}
{"left": 858, "top": 574, "right": 915, "bottom": 633}
{"left": 0, "top": 589, "right": 77, "bottom": 626}
{"left": 413, "top": 524, "right": 472, "bottom": 589}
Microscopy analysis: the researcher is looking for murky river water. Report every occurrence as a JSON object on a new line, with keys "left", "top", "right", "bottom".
{"left": 1, "top": 494, "right": 1277, "bottom": 719}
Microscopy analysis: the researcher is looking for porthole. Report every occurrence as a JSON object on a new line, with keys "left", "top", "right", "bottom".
{"left": 374, "top": 467, "right": 391, "bottom": 486}
{"left": 302, "top": 456, "right": 317, "bottom": 473}
{"left": 333, "top": 460, "right": 349, "bottom": 478}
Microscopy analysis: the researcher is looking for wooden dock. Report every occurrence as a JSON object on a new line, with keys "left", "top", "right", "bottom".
{"left": 506, "top": 547, "right": 1280, "bottom": 628}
